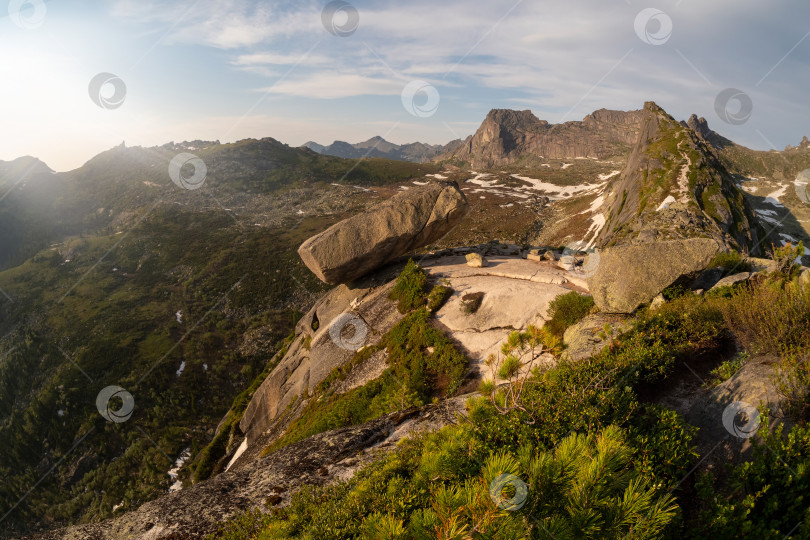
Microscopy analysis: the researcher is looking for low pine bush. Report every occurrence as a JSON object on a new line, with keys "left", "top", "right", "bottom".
{"left": 545, "top": 291, "right": 595, "bottom": 337}
{"left": 388, "top": 259, "right": 428, "bottom": 313}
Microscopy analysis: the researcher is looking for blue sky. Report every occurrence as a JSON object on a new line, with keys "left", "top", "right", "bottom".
{"left": 1, "top": 0, "right": 808, "bottom": 171}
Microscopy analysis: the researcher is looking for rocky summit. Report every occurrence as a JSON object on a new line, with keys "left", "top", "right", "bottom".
{"left": 443, "top": 107, "right": 645, "bottom": 168}
{"left": 297, "top": 180, "right": 470, "bottom": 284}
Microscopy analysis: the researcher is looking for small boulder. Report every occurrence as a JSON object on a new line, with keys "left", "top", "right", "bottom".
{"left": 649, "top": 293, "right": 666, "bottom": 310}
{"left": 587, "top": 238, "right": 722, "bottom": 313}
{"left": 543, "top": 250, "right": 559, "bottom": 262}
{"left": 747, "top": 257, "right": 778, "bottom": 273}
{"left": 465, "top": 253, "right": 487, "bottom": 267}
{"left": 298, "top": 181, "right": 469, "bottom": 284}
{"left": 527, "top": 253, "right": 543, "bottom": 262}
{"left": 799, "top": 268, "right": 810, "bottom": 289}
{"left": 709, "top": 272, "right": 750, "bottom": 291}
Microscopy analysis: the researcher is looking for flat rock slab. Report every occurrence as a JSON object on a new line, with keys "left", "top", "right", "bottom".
{"left": 424, "top": 255, "right": 588, "bottom": 380}
{"left": 423, "top": 255, "right": 589, "bottom": 290}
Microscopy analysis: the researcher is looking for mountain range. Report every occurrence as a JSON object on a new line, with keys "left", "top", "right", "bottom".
{"left": 301, "top": 136, "right": 464, "bottom": 163}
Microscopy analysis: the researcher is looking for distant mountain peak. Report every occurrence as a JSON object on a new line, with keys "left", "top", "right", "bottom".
{"left": 301, "top": 136, "right": 464, "bottom": 163}
{"left": 680, "top": 114, "right": 734, "bottom": 149}
{"left": 442, "top": 106, "right": 645, "bottom": 167}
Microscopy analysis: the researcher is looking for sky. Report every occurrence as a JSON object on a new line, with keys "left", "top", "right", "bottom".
{"left": 0, "top": 0, "right": 809, "bottom": 171}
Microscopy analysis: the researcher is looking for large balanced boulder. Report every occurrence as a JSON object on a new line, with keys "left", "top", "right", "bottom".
{"left": 298, "top": 181, "right": 469, "bottom": 284}
{"left": 587, "top": 238, "right": 722, "bottom": 313}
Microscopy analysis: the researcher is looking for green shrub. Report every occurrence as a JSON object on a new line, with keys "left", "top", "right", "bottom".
{"left": 388, "top": 259, "right": 428, "bottom": 313}
{"left": 237, "top": 425, "right": 682, "bottom": 540}
{"left": 205, "top": 508, "right": 273, "bottom": 540}
{"left": 707, "top": 352, "right": 747, "bottom": 387}
{"left": 771, "top": 241, "right": 805, "bottom": 275}
{"left": 426, "top": 283, "right": 452, "bottom": 312}
{"left": 715, "top": 273, "right": 810, "bottom": 354}
{"left": 708, "top": 250, "right": 753, "bottom": 275}
{"left": 263, "top": 308, "right": 468, "bottom": 455}
{"left": 459, "top": 291, "right": 484, "bottom": 314}
{"left": 774, "top": 349, "right": 810, "bottom": 421}
{"left": 545, "top": 292, "right": 594, "bottom": 337}
{"left": 661, "top": 283, "right": 690, "bottom": 301}
{"left": 692, "top": 414, "right": 810, "bottom": 538}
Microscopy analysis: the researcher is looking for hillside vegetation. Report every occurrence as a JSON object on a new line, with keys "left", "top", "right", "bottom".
{"left": 210, "top": 256, "right": 810, "bottom": 539}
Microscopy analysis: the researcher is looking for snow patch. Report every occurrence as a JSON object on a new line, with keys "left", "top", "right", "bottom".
{"left": 168, "top": 448, "right": 191, "bottom": 492}
{"left": 175, "top": 310, "right": 183, "bottom": 324}
{"left": 657, "top": 195, "right": 677, "bottom": 212}
{"left": 764, "top": 185, "right": 787, "bottom": 207}
{"left": 176, "top": 361, "right": 186, "bottom": 377}
{"left": 780, "top": 232, "right": 798, "bottom": 243}
{"left": 597, "top": 170, "right": 621, "bottom": 181}
{"left": 225, "top": 439, "right": 248, "bottom": 472}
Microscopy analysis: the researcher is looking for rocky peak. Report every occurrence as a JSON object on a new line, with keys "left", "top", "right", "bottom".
{"left": 443, "top": 106, "right": 645, "bottom": 168}
{"left": 682, "top": 114, "right": 734, "bottom": 149}
{"left": 595, "top": 103, "right": 761, "bottom": 255}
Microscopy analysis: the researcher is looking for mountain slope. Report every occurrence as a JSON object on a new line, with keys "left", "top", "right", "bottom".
{"left": 596, "top": 102, "right": 762, "bottom": 252}
{"left": 0, "top": 140, "right": 440, "bottom": 537}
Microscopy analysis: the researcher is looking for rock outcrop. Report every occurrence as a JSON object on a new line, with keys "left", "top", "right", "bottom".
{"left": 595, "top": 102, "right": 761, "bottom": 251}
{"left": 686, "top": 355, "right": 785, "bottom": 457}
{"left": 682, "top": 114, "right": 735, "bottom": 149}
{"left": 298, "top": 181, "right": 469, "bottom": 284}
{"left": 587, "top": 238, "right": 722, "bottom": 313}
{"left": 240, "top": 267, "right": 405, "bottom": 443}
{"left": 240, "top": 250, "right": 588, "bottom": 445}
{"left": 442, "top": 107, "right": 645, "bottom": 168}
{"left": 583, "top": 102, "right": 764, "bottom": 313}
